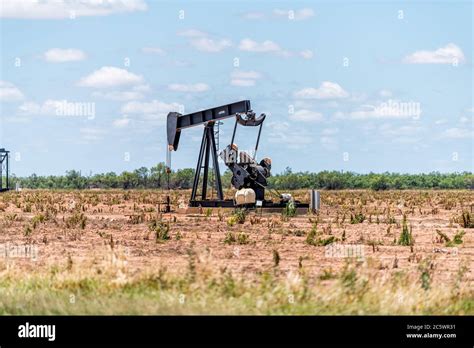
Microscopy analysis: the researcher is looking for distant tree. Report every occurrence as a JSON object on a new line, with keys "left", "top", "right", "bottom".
{"left": 150, "top": 163, "right": 167, "bottom": 188}
{"left": 172, "top": 168, "right": 194, "bottom": 189}
{"left": 134, "top": 167, "right": 149, "bottom": 188}
{"left": 370, "top": 175, "right": 389, "bottom": 191}
{"left": 11, "top": 165, "right": 473, "bottom": 190}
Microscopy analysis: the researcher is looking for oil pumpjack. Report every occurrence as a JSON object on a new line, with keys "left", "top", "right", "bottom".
{"left": 167, "top": 100, "right": 310, "bottom": 210}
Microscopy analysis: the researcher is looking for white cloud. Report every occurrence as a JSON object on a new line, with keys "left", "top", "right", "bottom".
{"left": 231, "top": 79, "right": 255, "bottom": 87}
{"left": 142, "top": 47, "right": 166, "bottom": 55}
{"left": 92, "top": 84, "right": 150, "bottom": 100}
{"left": 231, "top": 71, "right": 262, "bottom": 80}
{"left": 190, "top": 37, "right": 232, "bottom": 52}
{"left": 378, "top": 89, "right": 392, "bottom": 98}
{"left": 294, "top": 82, "right": 349, "bottom": 99}
{"left": 239, "top": 38, "right": 283, "bottom": 53}
{"left": 78, "top": 67, "right": 143, "bottom": 88}
{"left": 378, "top": 124, "right": 422, "bottom": 137}
{"left": 0, "top": 81, "right": 24, "bottom": 102}
{"left": 322, "top": 128, "right": 339, "bottom": 135}
{"left": 121, "top": 100, "right": 182, "bottom": 124}
{"left": 133, "top": 84, "right": 151, "bottom": 93}
{"left": 80, "top": 127, "right": 106, "bottom": 142}
{"left": 43, "top": 48, "right": 86, "bottom": 62}
{"left": 441, "top": 128, "right": 472, "bottom": 139}
{"left": 168, "top": 83, "right": 209, "bottom": 92}
{"left": 113, "top": 118, "right": 130, "bottom": 128}
{"left": 320, "top": 136, "right": 338, "bottom": 150}
{"left": 0, "top": 0, "right": 147, "bottom": 19}
{"left": 338, "top": 100, "right": 422, "bottom": 120}
{"left": 289, "top": 109, "right": 324, "bottom": 122}
{"left": 92, "top": 91, "right": 142, "bottom": 101}
{"left": 230, "top": 70, "right": 262, "bottom": 87}
{"left": 18, "top": 101, "right": 44, "bottom": 115}
{"left": 299, "top": 49, "right": 314, "bottom": 59}
{"left": 273, "top": 8, "right": 315, "bottom": 20}
{"left": 241, "top": 12, "right": 265, "bottom": 20}
{"left": 177, "top": 29, "right": 208, "bottom": 38}
{"left": 267, "top": 121, "right": 312, "bottom": 149}
{"left": 242, "top": 8, "right": 314, "bottom": 21}
{"left": 239, "top": 39, "right": 310, "bottom": 58}
{"left": 18, "top": 99, "right": 66, "bottom": 116}
{"left": 403, "top": 43, "right": 465, "bottom": 64}
{"left": 178, "top": 30, "right": 231, "bottom": 53}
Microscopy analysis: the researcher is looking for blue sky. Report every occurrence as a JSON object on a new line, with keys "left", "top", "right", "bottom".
{"left": 0, "top": 0, "right": 472, "bottom": 176}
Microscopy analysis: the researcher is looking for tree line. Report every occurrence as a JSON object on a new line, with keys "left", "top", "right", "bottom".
{"left": 8, "top": 163, "right": 473, "bottom": 190}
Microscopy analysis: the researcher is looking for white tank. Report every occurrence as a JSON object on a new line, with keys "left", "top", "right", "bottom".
{"left": 235, "top": 188, "right": 256, "bottom": 205}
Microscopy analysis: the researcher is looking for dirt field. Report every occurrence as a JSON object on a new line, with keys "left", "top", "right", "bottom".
{"left": 0, "top": 189, "right": 473, "bottom": 314}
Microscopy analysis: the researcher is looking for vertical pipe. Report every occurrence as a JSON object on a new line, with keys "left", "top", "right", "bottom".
{"left": 6, "top": 153, "right": 8, "bottom": 190}
{"left": 202, "top": 126, "right": 211, "bottom": 200}
{"left": 209, "top": 126, "right": 223, "bottom": 200}
{"left": 310, "top": 189, "right": 320, "bottom": 212}
{"left": 191, "top": 128, "right": 207, "bottom": 201}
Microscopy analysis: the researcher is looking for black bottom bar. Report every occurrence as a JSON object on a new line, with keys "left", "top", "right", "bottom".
{"left": 0, "top": 315, "right": 472, "bottom": 346}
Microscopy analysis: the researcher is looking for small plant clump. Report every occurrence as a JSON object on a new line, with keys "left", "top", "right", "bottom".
{"left": 65, "top": 212, "right": 87, "bottom": 229}
{"left": 350, "top": 212, "right": 365, "bottom": 224}
{"left": 418, "top": 257, "right": 435, "bottom": 291}
{"left": 233, "top": 209, "right": 247, "bottom": 224}
{"left": 23, "top": 224, "right": 32, "bottom": 236}
{"left": 398, "top": 214, "right": 414, "bottom": 246}
{"left": 451, "top": 230, "right": 466, "bottom": 245}
{"left": 458, "top": 211, "right": 474, "bottom": 228}
{"left": 223, "top": 232, "right": 250, "bottom": 245}
{"left": 237, "top": 232, "right": 250, "bottom": 245}
{"left": 31, "top": 214, "right": 46, "bottom": 229}
{"left": 227, "top": 216, "right": 237, "bottom": 227}
{"left": 282, "top": 200, "right": 297, "bottom": 219}
{"left": 272, "top": 249, "right": 280, "bottom": 267}
{"left": 319, "top": 268, "right": 337, "bottom": 280}
{"left": 306, "top": 224, "right": 337, "bottom": 246}
{"left": 149, "top": 217, "right": 170, "bottom": 242}
{"left": 437, "top": 229, "right": 466, "bottom": 247}
{"left": 223, "top": 232, "right": 236, "bottom": 245}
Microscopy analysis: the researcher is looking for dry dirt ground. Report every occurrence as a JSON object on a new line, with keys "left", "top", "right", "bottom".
{"left": 0, "top": 189, "right": 472, "bottom": 289}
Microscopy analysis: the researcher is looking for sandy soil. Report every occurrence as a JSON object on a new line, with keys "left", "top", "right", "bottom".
{"left": 0, "top": 189, "right": 473, "bottom": 288}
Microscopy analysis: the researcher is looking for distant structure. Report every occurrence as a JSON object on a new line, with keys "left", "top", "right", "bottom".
{"left": 0, "top": 148, "right": 10, "bottom": 192}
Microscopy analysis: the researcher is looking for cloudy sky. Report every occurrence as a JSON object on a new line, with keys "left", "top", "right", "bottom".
{"left": 0, "top": 0, "right": 472, "bottom": 176}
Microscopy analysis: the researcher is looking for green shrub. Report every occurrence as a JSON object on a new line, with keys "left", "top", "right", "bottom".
{"left": 149, "top": 218, "right": 170, "bottom": 242}
{"left": 237, "top": 232, "right": 250, "bottom": 245}
{"left": 398, "top": 214, "right": 414, "bottom": 246}
{"left": 223, "top": 232, "right": 236, "bottom": 245}
{"left": 282, "top": 201, "right": 296, "bottom": 218}
{"left": 350, "top": 212, "right": 365, "bottom": 224}
{"left": 233, "top": 209, "right": 246, "bottom": 224}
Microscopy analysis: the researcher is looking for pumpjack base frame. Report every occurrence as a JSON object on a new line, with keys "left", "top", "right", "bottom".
{"left": 179, "top": 203, "right": 310, "bottom": 215}
{"left": 189, "top": 199, "right": 309, "bottom": 209}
